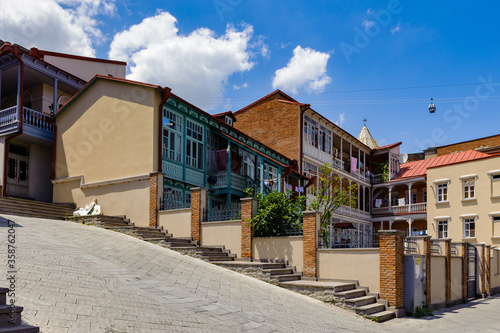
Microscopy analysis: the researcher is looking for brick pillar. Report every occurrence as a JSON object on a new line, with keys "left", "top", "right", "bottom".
{"left": 424, "top": 236, "right": 432, "bottom": 305}
{"left": 190, "top": 187, "right": 207, "bottom": 243}
{"left": 149, "top": 172, "right": 163, "bottom": 227}
{"left": 444, "top": 239, "right": 451, "bottom": 303}
{"left": 240, "top": 197, "right": 257, "bottom": 260}
{"left": 461, "top": 243, "right": 467, "bottom": 300}
{"left": 380, "top": 230, "right": 405, "bottom": 310}
{"left": 486, "top": 245, "right": 491, "bottom": 296}
{"left": 303, "top": 211, "right": 321, "bottom": 279}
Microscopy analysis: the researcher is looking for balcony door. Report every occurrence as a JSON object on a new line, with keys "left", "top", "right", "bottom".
{"left": 6, "top": 142, "right": 30, "bottom": 198}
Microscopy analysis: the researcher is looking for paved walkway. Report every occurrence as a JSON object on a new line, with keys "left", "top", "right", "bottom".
{"left": 0, "top": 215, "right": 499, "bottom": 332}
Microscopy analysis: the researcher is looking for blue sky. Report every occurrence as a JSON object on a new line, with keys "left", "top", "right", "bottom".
{"left": 2, "top": 0, "right": 499, "bottom": 153}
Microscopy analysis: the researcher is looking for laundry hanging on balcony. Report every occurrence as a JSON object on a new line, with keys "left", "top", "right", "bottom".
{"left": 398, "top": 198, "right": 405, "bottom": 206}
{"left": 350, "top": 157, "right": 358, "bottom": 172}
{"left": 264, "top": 178, "right": 278, "bottom": 186}
{"left": 375, "top": 199, "right": 382, "bottom": 208}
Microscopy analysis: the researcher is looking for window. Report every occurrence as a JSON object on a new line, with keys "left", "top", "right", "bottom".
{"left": 463, "top": 178, "right": 475, "bottom": 199}
{"left": 319, "top": 125, "right": 332, "bottom": 154}
{"left": 225, "top": 116, "right": 233, "bottom": 126}
{"left": 162, "top": 109, "right": 183, "bottom": 163}
{"left": 422, "top": 191, "right": 427, "bottom": 203}
{"left": 489, "top": 171, "right": 500, "bottom": 197}
{"left": 463, "top": 218, "right": 475, "bottom": 238}
{"left": 186, "top": 120, "right": 204, "bottom": 170}
{"left": 437, "top": 220, "right": 448, "bottom": 238}
{"left": 494, "top": 216, "right": 500, "bottom": 222}
{"left": 437, "top": 183, "right": 448, "bottom": 202}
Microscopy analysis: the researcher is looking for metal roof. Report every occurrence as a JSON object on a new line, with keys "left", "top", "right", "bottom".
{"left": 392, "top": 150, "right": 491, "bottom": 181}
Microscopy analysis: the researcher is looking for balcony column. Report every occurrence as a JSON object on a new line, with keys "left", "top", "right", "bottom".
{"left": 52, "top": 78, "right": 58, "bottom": 115}
{"left": 407, "top": 218, "right": 413, "bottom": 237}
{"left": 0, "top": 71, "right": 2, "bottom": 110}
{"left": 17, "top": 63, "right": 22, "bottom": 108}
{"left": 348, "top": 180, "right": 352, "bottom": 214}
{"left": 358, "top": 148, "right": 361, "bottom": 176}
{"left": 349, "top": 142, "right": 352, "bottom": 172}
{"left": 357, "top": 183, "right": 360, "bottom": 211}
{"left": 363, "top": 151, "right": 366, "bottom": 180}
{"left": 380, "top": 221, "right": 384, "bottom": 231}
{"left": 407, "top": 182, "right": 413, "bottom": 212}
{"left": 388, "top": 185, "right": 393, "bottom": 211}
{"left": 340, "top": 136, "right": 343, "bottom": 161}
{"left": 389, "top": 220, "right": 393, "bottom": 230}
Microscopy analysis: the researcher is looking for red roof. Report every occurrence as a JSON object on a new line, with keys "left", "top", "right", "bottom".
{"left": 373, "top": 142, "right": 402, "bottom": 151}
{"left": 392, "top": 150, "right": 491, "bottom": 181}
{"left": 234, "top": 89, "right": 298, "bottom": 114}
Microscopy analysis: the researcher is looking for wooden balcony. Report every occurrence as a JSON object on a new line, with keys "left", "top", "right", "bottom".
{"left": 0, "top": 106, "right": 54, "bottom": 141}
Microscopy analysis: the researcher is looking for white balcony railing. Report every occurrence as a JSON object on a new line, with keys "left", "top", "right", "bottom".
{"left": 372, "top": 202, "right": 427, "bottom": 215}
{"left": 0, "top": 106, "right": 19, "bottom": 126}
{"left": 335, "top": 205, "right": 371, "bottom": 219}
{"left": 303, "top": 144, "right": 333, "bottom": 165}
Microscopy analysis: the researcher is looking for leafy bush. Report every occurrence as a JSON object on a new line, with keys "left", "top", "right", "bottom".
{"left": 247, "top": 190, "right": 305, "bottom": 237}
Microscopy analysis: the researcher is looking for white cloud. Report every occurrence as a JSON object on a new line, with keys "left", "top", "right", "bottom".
{"left": 391, "top": 24, "right": 401, "bottom": 35}
{"left": 362, "top": 20, "right": 376, "bottom": 31}
{"left": 233, "top": 83, "right": 248, "bottom": 90}
{"left": 109, "top": 11, "right": 261, "bottom": 110}
{"left": 0, "top": 0, "right": 115, "bottom": 57}
{"left": 334, "top": 113, "right": 345, "bottom": 128}
{"left": 272, "top": 46, "right": 331, "bottom": 95}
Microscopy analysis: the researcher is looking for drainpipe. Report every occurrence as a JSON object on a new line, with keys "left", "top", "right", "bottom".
{"left": 157, "top": 87, "right": 172, "bottom": 173}
{"left": 3, "top": 45, "right": 24, "bottom": 196}
{"left": 47, "top": 117, "right": 57, "bottom": 180}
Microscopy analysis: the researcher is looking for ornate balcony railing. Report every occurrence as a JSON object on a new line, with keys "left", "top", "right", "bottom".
{"left": 203, "top": 206, "right": 241, "bottom": 222}
{"left": 335, "top": 205, "right": 371, "bottom": 219}
{"left": 23, "top": 107, "right": 53, "bottom": 133}
{"left": 372, "top": 202, "right": 427, "bottom": 215}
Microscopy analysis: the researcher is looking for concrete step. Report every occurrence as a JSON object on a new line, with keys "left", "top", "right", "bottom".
{"left": 168, "top": 242, "right": 197, "bottom": 248}
{"left": 103, "top": 225, "right": 136, "bottom": 230}
{"left": 0, "top": 205, "right": 73, "bottom": 217}
{"left": 366, "top": 310, "right": 395, "bottom": 322}
{"left": 0, "top": 304, "right": 23, "bottom": 326}
{"left": 345, "top": 295, "right": 377, "bottom": 307}
{"left": 334, "top": 288, "right": 366, "bottom": 299}
{"left": 274, "top": 274, "right": 301, "bottom": 282}
{"left": 260, "top": 263, "right": 287, "bottom": 269}
{"left": 206, "top": 256, "right": 234, "bottom": 261}
{"left": 263, "top": 268, "right": 294, "bottom": 276}
{"left": 0, "top": 197, "right": 74, "bottom": 210}
{"left": 141, "top": 237, "right": 167, "bottom": 241}
{"left": 0, "top": 324, "right": 40, "bottom": 332}
{"left": 0, "top": 288, "right": 7, "bottom": 306}
{"left": 201, "top": 252, "right": 229, "bottom": 258}
{"left": 0, "top": 208, "right": 69, "bottom": 220}
{"left": 354, "top": 303, "right": 385, "bottom": 315}
{"left": 195, "top": 247, "right": 225, "bottom": 253}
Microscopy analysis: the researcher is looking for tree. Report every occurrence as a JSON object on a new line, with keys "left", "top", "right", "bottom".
{"left": 308, "top": 163, "right": 358, "bottom": 235}
{"left": 246, "top": 189, "right": 306, "bottom": 237}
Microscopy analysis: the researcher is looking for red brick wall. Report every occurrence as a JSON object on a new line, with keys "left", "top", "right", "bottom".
{"left": 190, "top": 188, "right": 202, "bottom": 242}
{"left": 240, "top": 198, "right": 256, "bottom": 259}
{"left": 444, "top": 239, "right": 451, "bottom": 302}
{"left": 303, "top": 211, "right": 319, "bottom": 278}
{"left": 379, "top": 230, "right": 405, "bottom": 308}
{"left": 149, "top": 172, "right": 161, "bottom": 227}
{"left": 437, "top": 135, "right": 500, "bottom": 156}
{"left": 233, "top": 93, "right": 302, "bottom": 163}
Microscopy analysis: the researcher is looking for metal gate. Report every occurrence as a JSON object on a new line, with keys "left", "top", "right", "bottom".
{"left": 466, "top": 243, "right": 477, "bottom": 299}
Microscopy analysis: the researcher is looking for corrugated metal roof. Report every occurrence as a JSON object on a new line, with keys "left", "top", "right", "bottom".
{"left": 392, "top": 150, "right": 491, "bottom": 181}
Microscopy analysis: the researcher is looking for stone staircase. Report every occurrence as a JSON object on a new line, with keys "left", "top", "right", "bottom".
{"left": 213, "top": 261, "right": 302, "bottom": 283}
{"left": 0, "top": 197, "right": 75, "bottom": 220}
{"left": 279, "top": 280, "right": 395, "bottom": 322}
{"left": 0, "top": 287, "right": 39, "bottom": 332}
{"left": 80, "top": 215, "right": 236, "bottom": 262}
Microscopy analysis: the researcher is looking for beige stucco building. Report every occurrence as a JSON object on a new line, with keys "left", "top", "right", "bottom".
{"left": 427, "top": 154, "right": 500, "bottom": 245}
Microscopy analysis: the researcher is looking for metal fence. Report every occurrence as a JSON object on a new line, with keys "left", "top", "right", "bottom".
{"left": 320, "top": 228, "right": 379, "bottom": 249}
{"left": 404, "top": 237, "right": 418, "bottom": 254}
{"left": 160, "top": 195, "right": 191, "bottom": 211}
{"left": 203, "top": 206, "right": 241, "bottom": 222}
